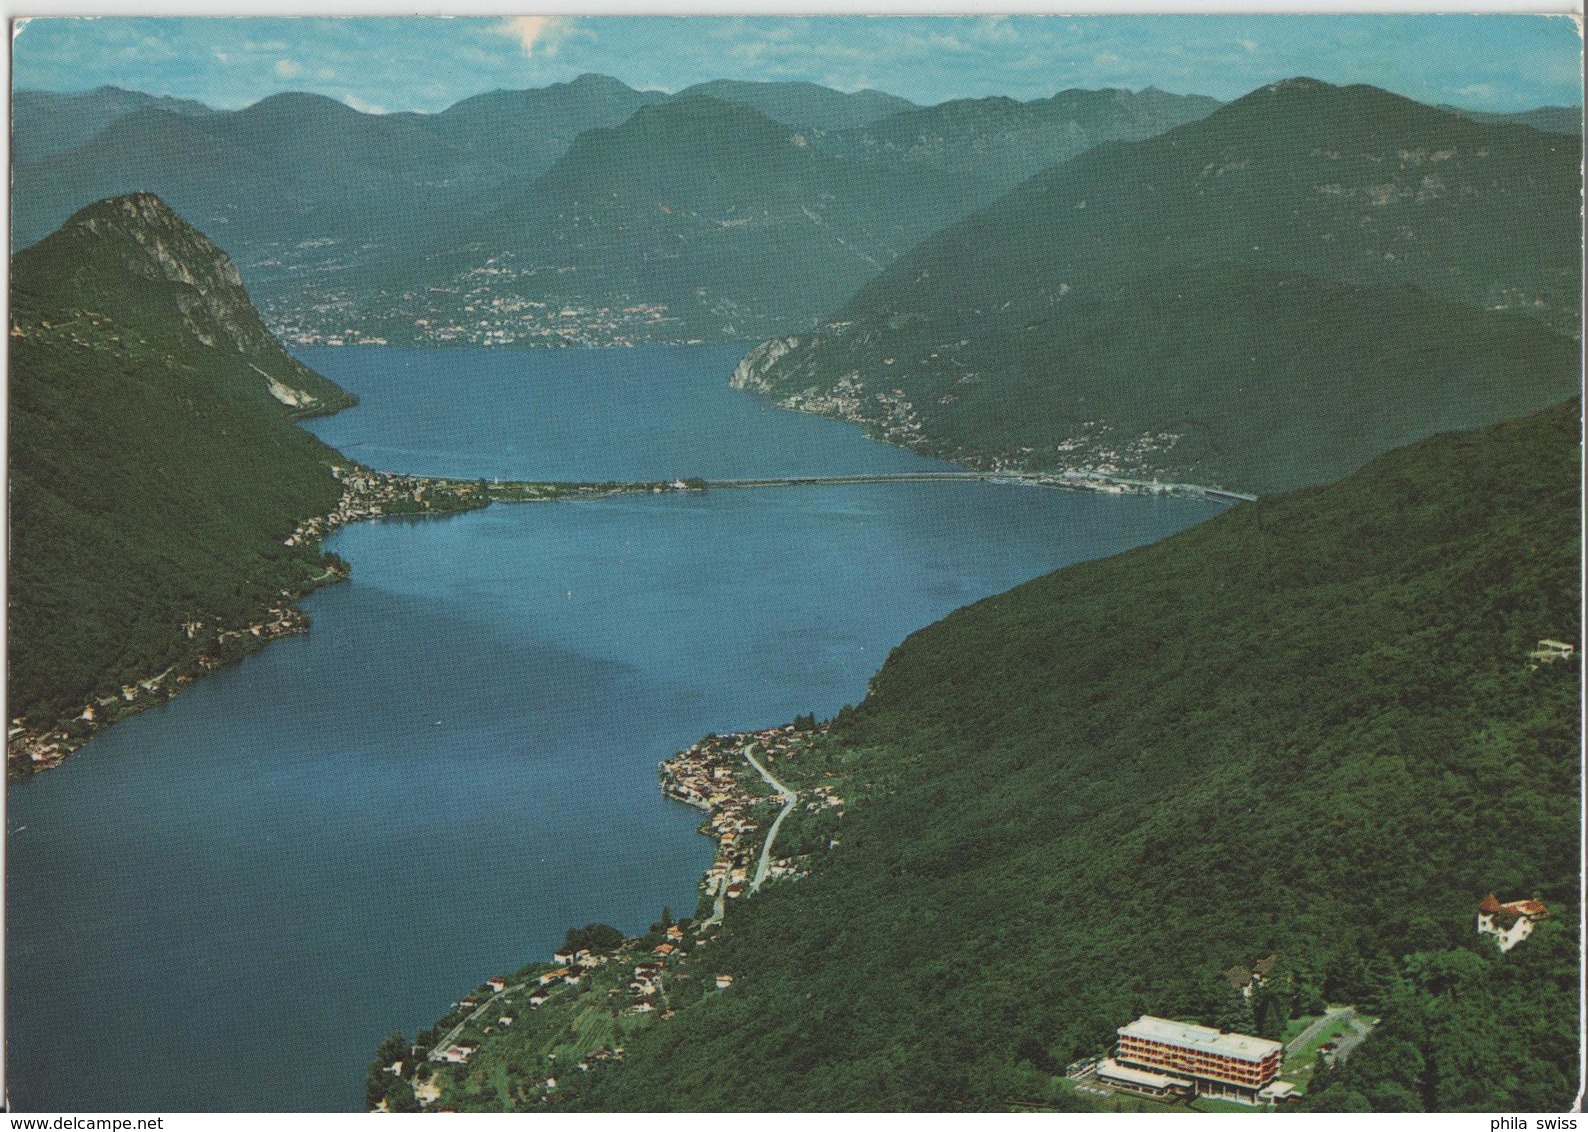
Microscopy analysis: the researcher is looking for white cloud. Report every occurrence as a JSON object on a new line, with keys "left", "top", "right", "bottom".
{"left": 498, "top": 16, "right": 576, "bottom": 57}
{"left": 342, "top": 93, "right": 388, "bottom": 115}
{"left": 971, "top": 16, "right": 1021, "bottom": 46}
{"left": 1237, "top": 38, "right": 1258, "bottom": 53}
{"left": 274, "top": 58, "right": 302, "bottom": 79}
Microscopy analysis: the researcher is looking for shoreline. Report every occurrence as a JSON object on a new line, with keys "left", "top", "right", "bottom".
{"left": 659, "top": 723, "right": 836, "bottom": 920}
{"left": 10, "top": 460, "right": 1240, "bottom": 778}
{"left": 371, "top": 721, "right": 839, "bottom": 1111}
{"left": 704, "top": 470, "right": 1254, "bottom": 504}
{"left": 6, "top": 466, "right": 708, "bottom": 778}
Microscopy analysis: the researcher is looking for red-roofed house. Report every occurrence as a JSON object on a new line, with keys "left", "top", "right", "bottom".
{"left": 1477, "top": 894, "right": 1550, "bottom": 951}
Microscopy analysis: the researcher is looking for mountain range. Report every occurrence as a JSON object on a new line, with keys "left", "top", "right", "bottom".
{"left": 11, "top": 76, "right": 1221, "bottom": 344}
{"left": 342, "top": 85, "right": 1222, "bottom": 344}
{"left": 733, "top": 78, "right": 1582, "bottom": 494}
{"left": 396, "top": 95, "right": 997, "bottom": 342}
{"left": 12, "top": 85, "right": 214, "bottom": 163}
{"left": 813, "top": 85, "right": 1222, "bottom": 196}
{"left": 18, "top": 75, "right": 1573, "bottom": 360}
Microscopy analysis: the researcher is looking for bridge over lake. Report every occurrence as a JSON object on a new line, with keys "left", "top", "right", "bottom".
{"left": 701, "top": 471, "right": 1256, "bottom": 503}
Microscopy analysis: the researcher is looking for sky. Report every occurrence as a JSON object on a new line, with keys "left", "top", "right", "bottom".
{"left": 10, "top": 14, "right": 1583, "bottom": 115}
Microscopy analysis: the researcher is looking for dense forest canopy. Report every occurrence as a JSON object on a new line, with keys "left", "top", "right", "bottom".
{"left": 557, "top": 400, "right": 1581, "bottom": 1111}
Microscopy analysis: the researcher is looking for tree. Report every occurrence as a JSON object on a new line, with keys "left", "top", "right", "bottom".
{"left": 564, "top": 923, "right": 625, "bottom": 953}
{"left": 1309, "top": 1088, "right": 1372, "bottom": 1113}
{"left": 387, "top": 1078, "right": 423, "bottom": 1113}
{"left": 375, "top": 1031, "right": 408, "bottom": 1066}
{"left": 365, "top": 1070, "right": 389, "bottom": 1111}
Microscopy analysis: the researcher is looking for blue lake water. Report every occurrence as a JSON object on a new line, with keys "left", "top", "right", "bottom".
{"left": 294, "top": 345, "right": 949, "bottom": 481}
{"left": 6, "top": 346, "right": 1218, "bottom": 1112}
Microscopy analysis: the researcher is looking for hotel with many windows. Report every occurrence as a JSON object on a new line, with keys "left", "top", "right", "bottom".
{"left": 1097, "top": 1015, "right": 1286, "bottom": 1104}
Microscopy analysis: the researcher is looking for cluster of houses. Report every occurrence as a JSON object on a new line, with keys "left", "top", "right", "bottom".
{"left": 284, "top": 466, "right": 488, "bottom": 550}
{"left": 660, "top": 731, "right": 775, "bottom": 903}
{"left": 414, "top": 927, "right": 703, "bottom": 1109}
{"left": 7, "top": 721, "right": 76, "bottom": 771}
{"left": 8, "top": 603, "right": 309, "bottom": 772}
{"left": 625, "top": 956, "right": 668, "bottom": 1016}
{"left": 267, "top": 269, "right": 679, "bottom": 349}
{"left": 660, "top": 723, "right": 836, "bottom": 909}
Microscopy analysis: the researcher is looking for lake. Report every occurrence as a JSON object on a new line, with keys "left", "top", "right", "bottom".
{"left": 6, "top": 346, "right": 1218, "bottom": 1111}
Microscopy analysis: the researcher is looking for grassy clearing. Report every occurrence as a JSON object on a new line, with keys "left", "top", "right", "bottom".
{"left": 1191, "top": 1096, "right": 1262, "bottom": 1114}
{"left": 1281, "top": 1011, "right": 1371, "bottom": 1083}
{"left": 1281, "top": 1014, "right": 1323, "bottom": 1045}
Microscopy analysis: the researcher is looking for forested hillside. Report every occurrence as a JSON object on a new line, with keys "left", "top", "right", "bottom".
{"left": 734, "top": 78, "right": 1582, "bottom": 493}
{"left": 814, "top": 85, "right": 1219, "bottom": 196}
{"left": 409, "top": 95, "right": 993, "bottom": 342}
{"left": 9, "top": 194, "right": 352, "bottom": 749}
{"left": 555, "top": 399, "right": 1580, "bottom": 1111}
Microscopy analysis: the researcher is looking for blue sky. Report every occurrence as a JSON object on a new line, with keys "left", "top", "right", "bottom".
{"left": 11, "top": 14, "right": 1582, "bottom": 114}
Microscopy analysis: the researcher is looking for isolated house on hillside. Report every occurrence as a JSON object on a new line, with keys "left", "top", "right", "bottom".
{"left": 1222, "top": 954, "right": 1278, "bottom": 999}
{"left": 1527, "top": 639, "right": 1575, "bottom": 665}
{"left": 1477, "top": 894, "right": 1550, "bottom": 951}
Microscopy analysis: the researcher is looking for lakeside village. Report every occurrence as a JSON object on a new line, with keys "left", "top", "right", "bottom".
{"left": 368, "top": 722, "right": 846, "bottom": 1111}
{"left": 369, "top": 705, "right": 1561, "bottom": 1112}
{"left": 7, "top": 466, "right": 708, "bottom": 775}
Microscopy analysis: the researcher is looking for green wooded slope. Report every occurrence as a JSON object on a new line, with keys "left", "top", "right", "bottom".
{"left": 566, "top": 398, "right": 1580, "bottom": 1111}
{"left": 9, "top": 194, "right": 352, "bottom": 732}
{"left": 735, "top": 79, "right": 1582, "bottom": 493}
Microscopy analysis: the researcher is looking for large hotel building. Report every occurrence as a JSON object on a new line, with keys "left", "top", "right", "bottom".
{"left": 1098, "top": 1015, "right": 1285, "bottom": 1103}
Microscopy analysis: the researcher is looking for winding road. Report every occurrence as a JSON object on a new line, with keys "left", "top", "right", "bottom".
{"left": 743, "top": 749, "right": 798, "bottom": 893}
{"left": 429, "top": 982, "right": 525, "bottom": 1059}
{"left": 1285, "top": 1006, "right": 1354, "bottom": 1057}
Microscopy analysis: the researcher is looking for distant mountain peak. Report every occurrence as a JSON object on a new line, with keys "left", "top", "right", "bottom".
{"left": 96, "top": 189, "right": 178, "bottom": 223}
{"left": 629, "top": 93, "right": 789, "bottom": 132}
{"left": 566, "top": 72, "right": 634, "bottom": 90}
{"left": 1266, "top": 75, "right": 1335, "bottom": 94}
{"left": 1205, "top": 75, "right": 1460, "bottom": 136}
{"left": 69, "top": 189, "right": 194, "bottom": 229}
{"left": 674, "top": 78, "right": 917, "bottom": 130}
{"left": 239, "top": 90, "right": 359, "bottom": 119}
{"left": 66, "top": 192, "right": 231, "bottom": 276}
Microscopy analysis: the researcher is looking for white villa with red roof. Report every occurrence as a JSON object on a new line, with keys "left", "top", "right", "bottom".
{"left": 1477, "top": 894, "right": 1550, "bottom": 951}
